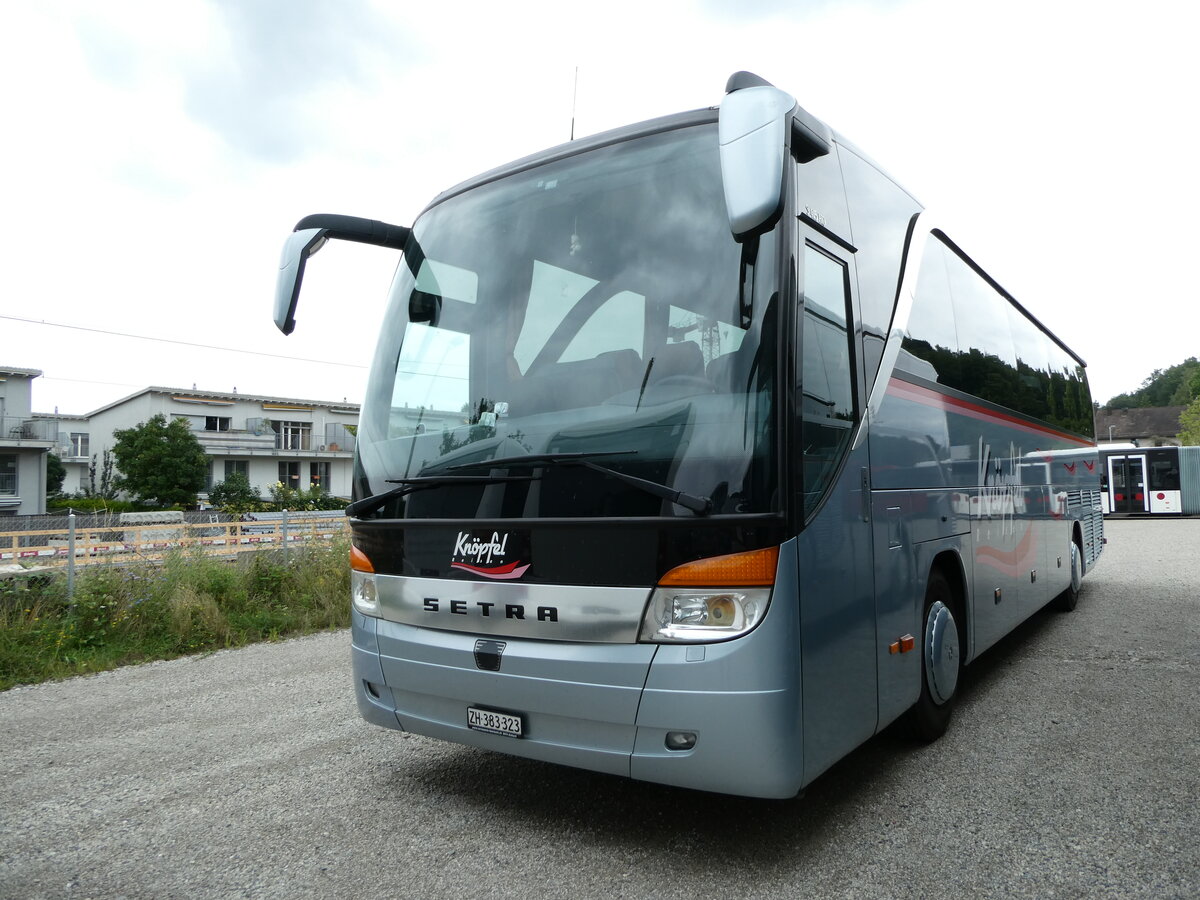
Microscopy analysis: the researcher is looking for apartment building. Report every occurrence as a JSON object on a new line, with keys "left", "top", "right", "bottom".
{"left": 40, "top": 386, "right": 361, "bottom": 502}
{"left": 0, "top": 367, "right": 55, "bottom": 515}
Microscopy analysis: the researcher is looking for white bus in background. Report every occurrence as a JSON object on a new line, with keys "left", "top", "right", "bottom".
{"left": 1102, "top": 445, "right": 1200, "bottom": 515}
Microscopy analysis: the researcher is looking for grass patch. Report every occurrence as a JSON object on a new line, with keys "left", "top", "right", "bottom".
{"left": 0, "top": 540, "right": 350, "bottom": 691}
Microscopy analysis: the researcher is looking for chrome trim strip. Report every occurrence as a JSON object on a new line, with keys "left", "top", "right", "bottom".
{"left": 374, "top": 574, "right": 651, "bottom": 643}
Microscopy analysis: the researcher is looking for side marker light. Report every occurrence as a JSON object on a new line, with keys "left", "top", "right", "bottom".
{"left": 888, "top": 634, "right": 916, "bottom": 654}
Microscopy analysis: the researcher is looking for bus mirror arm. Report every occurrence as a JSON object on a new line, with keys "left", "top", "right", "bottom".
{"left": 273, "top": 213, "right": 411, "bottom": 335}
{"left": 737, "top": 236, "right": 759, "bottom": 328}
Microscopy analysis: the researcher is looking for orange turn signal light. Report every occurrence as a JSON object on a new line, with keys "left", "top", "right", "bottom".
{"left": 658, "top": 546, "right": 778, "bottom": 587}
{"left": 889, "top": 634, "right": 916, "bottom": 654}
{"left": 350, "top": 545, "right": 375, "bottom": 573}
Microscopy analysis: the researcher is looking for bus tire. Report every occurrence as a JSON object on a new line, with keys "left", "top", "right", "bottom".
{"left": 1053, "top": 538, "right": 1083, "bottom": 612}
{"left": 905, "top": 569, "right": 961, "bottom": 742}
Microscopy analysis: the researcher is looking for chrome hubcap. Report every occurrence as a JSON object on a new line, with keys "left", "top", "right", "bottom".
{"left": 925, "top": 600, "right": 960, "bottom": 706}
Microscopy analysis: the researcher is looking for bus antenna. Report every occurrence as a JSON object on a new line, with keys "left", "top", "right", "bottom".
{"left": 570, "top": 67, "right": 579, "bottom": 140}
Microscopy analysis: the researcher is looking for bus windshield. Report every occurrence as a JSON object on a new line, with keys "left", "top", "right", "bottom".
{"left": 357, "top": 124, "right": 781, "bottom": 519}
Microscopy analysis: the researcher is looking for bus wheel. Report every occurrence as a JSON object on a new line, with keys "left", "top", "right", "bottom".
{"left": 905, "top": 570, "right": 961, "bottom": 742}
{"left": 1054, "top": 539, "right": 1083, "bottom": 612}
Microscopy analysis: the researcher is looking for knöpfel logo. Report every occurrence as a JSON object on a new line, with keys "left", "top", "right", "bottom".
{"left": 450, "top": 531, "right": 530, "bottom": 580}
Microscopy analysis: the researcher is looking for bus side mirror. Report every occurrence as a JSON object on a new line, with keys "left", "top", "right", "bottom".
{"left": 272, "top": 213, "right": 411, "bottom": 335}
{"left": 718, "top": 72, "right": 830, "bottom": 242}
{"left": 274, "top": 228, "right": 328, "bottom": 335}
{"left": 719, "top": 77, "right": 795, "bottom": 241}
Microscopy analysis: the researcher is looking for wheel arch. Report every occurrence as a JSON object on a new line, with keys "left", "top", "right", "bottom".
{"left": 928, "top": 548, "right": 970, "bottom": 663}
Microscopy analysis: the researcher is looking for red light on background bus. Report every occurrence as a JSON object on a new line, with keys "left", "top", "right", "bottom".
{"left": 1157, "top": 493, "right": 1165, "bottom": 500}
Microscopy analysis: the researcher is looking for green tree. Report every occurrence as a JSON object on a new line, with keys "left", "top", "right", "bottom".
{"left": 112, "top": 414, "right": 209, "bottom": 508}
{"left": 45, "top": 452, "right": 66, "bottom": 496}
{"left": 208, "top": 471, "right": 262, "bottom": 516}
{"left": 1179, "top": 397, "right": 1200, "bottom": 445}
{"left": 1105, "top": 357, "right": 1200, "bottom": 408}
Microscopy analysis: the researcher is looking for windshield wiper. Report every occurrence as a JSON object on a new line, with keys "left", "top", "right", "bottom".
{"left": 350, "top": 451, "right": 713, "bottom": 518}
{"left": 443, "top": 451, "right": 712, "bottom": 516}
{"left": 345, "top": 474, "right": 535, "bottom": 519}
{"left": 440, "top": 450, "right": 637, "bottom": 472}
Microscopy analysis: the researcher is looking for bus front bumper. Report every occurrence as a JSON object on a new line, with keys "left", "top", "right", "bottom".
{"left": 352, "top": 608, "right": 804, "bottom": 799}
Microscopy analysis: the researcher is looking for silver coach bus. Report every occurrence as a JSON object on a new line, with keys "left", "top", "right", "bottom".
{"left": 273, "top": 72, "right": 1103, "bottom": 798}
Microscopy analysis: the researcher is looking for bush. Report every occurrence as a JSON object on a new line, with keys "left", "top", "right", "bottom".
{"left": 0, "top": 539, "right": 350, "bottom": 690}
{"left": 208, "top": 472, "right": 263, "bottom": 517}
{"left": 266, "top": 482, "right": 346, "bottom": 512}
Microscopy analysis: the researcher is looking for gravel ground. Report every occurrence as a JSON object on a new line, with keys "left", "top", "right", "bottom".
{"left": 1, "top": 518, "right": 1197, "bottom": 899}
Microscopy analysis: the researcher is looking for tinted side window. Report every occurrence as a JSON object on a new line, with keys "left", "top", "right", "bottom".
{"left": 837, "top": 146, "right": 922, "bottom": 386}
{"left": 1007, "top": 303, "right": 1053, "bottom": 422}
{"left": 1066, "top": 364, "right": 1095, "bottom": 438}
{"left": 901, "top": 237, "right": 959, "bottom": 380}
{"left": 943, "top": 246, "right": 1019, "bottom": 414}
{"left": 801, "top": 244, "right": 855, "bottom": 513}
{"left": 901, "top": 234, "right": 1094, "bottom": 438}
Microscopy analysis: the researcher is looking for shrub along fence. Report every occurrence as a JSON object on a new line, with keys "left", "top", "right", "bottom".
{"left": 0, "top": 533, "right": 352, "bottom": 690}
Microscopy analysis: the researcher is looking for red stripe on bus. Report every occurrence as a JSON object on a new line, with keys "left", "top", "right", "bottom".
{"left": 886, "top": 378, "right": 1094, "bottom": 447}
{"left": 976, "top": 524, "right": 1037, "bottom": 577}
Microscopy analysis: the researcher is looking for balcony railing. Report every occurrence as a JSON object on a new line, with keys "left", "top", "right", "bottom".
{"left": 194, "top": 429, "right": 277, "bottom": 453}
{"left": 1, "top": 415, "right": 57, "bottom": 443}
{"left": 191, "top": 427, "right": 355, "bottom": 455}
{"left": 274, "top": 434, "right": 355, "bottom": 452}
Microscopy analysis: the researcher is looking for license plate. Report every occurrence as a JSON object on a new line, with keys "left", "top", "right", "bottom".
{"left": 467, "top": 706, "right": 523, "bottom": 737}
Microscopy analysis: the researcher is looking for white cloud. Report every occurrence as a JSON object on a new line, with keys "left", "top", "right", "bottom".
{"left": 1, "top": 0, "right": 1197, "bottom": 417}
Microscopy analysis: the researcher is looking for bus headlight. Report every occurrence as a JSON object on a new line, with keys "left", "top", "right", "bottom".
{"left": 639, "top": 587, "right": 771, "bottom": 642}
{"left": 351, "top": 545, "right": 379, "bottom": 617}
{"left": 639, "top": 546, "right": 778, "bottom": 643}
{"left": 351, "top": 569, "right": 379, "bottom": 617}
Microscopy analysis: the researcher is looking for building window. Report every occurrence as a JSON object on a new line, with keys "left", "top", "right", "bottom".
{"left": 0, "top": 454, "right": 16, "bottom": 496}
{"left": 310, "top": 461, "right": 330, "bottom": 490}
{"left": 274, "top": 421, "right": 311, "bottom": 451}
{"left": 325, "top": 423, "right": 356, "bottom": 452}
{"left": 224, "top": 460, "right": 249, "bottom": 479}
{"left": 70, "top": 433, "right": 90, "bottom": 457}
{"left": 278, "top": 461, "right": 301, "bottom": 487}
{"left": 205, "top": 416, "right": 232, "bottom": 432}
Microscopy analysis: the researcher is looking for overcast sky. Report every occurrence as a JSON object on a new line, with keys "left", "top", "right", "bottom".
{"left": 2, "top": 0, "right": 1197, "bottom": 417}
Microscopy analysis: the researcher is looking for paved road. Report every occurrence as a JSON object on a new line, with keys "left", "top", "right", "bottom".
{"left": 1, "top": 519, "right": 1197, "bottom": 899}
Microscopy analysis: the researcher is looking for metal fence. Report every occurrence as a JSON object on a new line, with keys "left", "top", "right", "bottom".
{"left": 0, "top": 511, "right": 349, "bottom": 575}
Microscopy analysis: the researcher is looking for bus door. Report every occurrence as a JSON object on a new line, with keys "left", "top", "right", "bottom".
{"left": 1108, "top": 454, "right": 1148, "bottom": 514}
{"left": 794, "top": 228, "right": 878, "bottom": 782}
